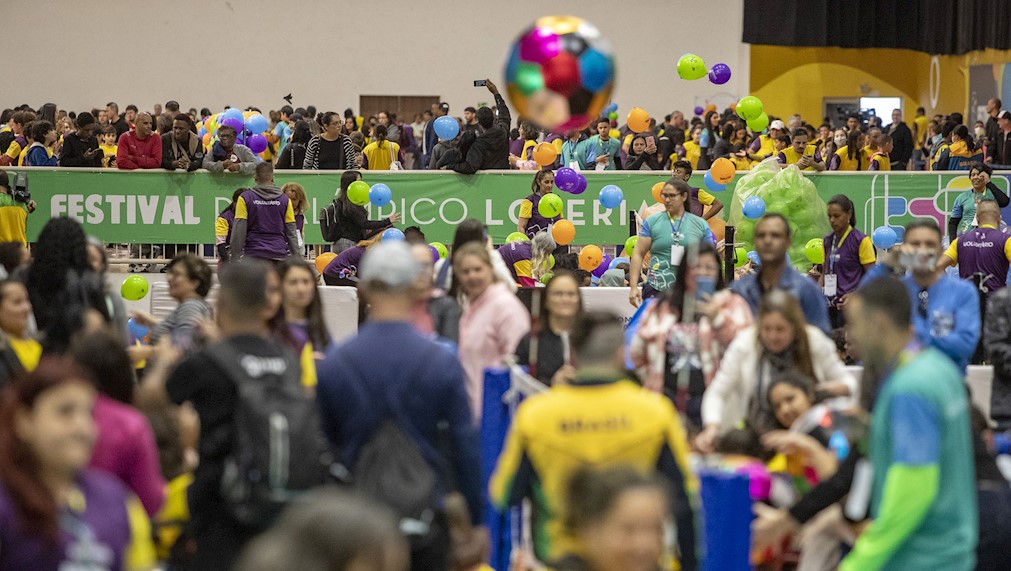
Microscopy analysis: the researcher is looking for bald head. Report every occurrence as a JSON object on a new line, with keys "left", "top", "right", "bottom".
{"left": 977, "top": 199, "right": 1001, "bottom": 225}
{"left": 135, "top": 112, "right": 153, "bottom": 138}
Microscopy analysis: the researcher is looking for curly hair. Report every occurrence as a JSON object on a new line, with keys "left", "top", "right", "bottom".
{"left": 25, "top": 218, "right": 92, "bottom": 300}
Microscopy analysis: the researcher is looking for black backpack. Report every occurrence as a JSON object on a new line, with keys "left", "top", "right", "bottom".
{"left": 206, "top": 341, "right": 330, "bottom": 529}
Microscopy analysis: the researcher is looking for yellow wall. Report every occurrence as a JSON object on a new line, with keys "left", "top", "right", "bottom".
{"left": 749, "top": 45, "right": 1011, "bottom": 124}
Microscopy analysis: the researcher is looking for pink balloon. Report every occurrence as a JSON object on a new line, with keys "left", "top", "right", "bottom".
{"left": 519, "top": 27, "right": 561, "bottom": 64}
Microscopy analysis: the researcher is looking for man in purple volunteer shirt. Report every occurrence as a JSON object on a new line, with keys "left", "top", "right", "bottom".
{"left": 937, "top": 199, "right": 1011, "bottom": 299}
{"left": 229, "top": 162, "right": 301, "bottom": 262}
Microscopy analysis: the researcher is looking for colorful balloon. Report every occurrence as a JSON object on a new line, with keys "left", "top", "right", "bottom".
{"left": 369, "top": 183, "right": 393, "bottom": 207}
{"left": 245, "top": 113, "right": 268, "bottom": 134}
{"left": 710, "top": 157, "right": 736, "bottom": 184}
{"left": 805, "top": 238, "right": 825, "bottom": 264}
{"left": 433, "top": 116, "right": 459, "bottom": 140}
{"left": 121, "top": 275, "right": 149, "bottom": 301}
{"left": 347, "top": 180, "right": 370, "bottom": 206}
{"left": 703, "top": 171, "right": 726, "bottom": 192}
{"left": 872, "top": 226, "right": 898, "bottom": 249}
{"left": 315, "top": 252, "right": 336, "bottom": 274}
{"left": 382, "top": 228, "right": 405, "bottom": 241}
{"left": 598, "top": 185, "right": 623, "bottom": 209}
{"left": 742, "top": 196, "right": 766, "bottom": 219}
{"left": 538, "top": 193, "right": 564, "bottom": 217}
{"left": 221, "top": 108, "right": 243, "bottom": 123}
{"left": 578, "top": 245, "right": 603, "bottom": 272}
{"left": 506, "top": 232, "right": 530, "bottom": 243}
{"left": 505, "top": 16, "right": 616, "bottom": 131}
{"left": 747, "top": 250, "right": 761, "bottom": 265}
{"left": 246, "top": 134, "right": 268, "bottom": 154}
{"left": 747, "top": 113, "right": 770, "bottom": 133}
{"left": 623, "top": 236, "right": 638, "bottom": 256}
{"left": 734, "top": 246, "right": 748, "bottom": 268}
{"left": 608, "top": 256, "right": 629, "bottom": 270}
{"left": 708, "top": 63, "right": 732, "bottom": 85}
{"left": 430, "top": 242, "right": 448, "bottom": 259}
{"left": 551, "top": 219, "right": 576, "bottom": 245}
{"left": 693, "top": 106, "right": 704, "bottom": 116}
{"left": 627, "top": 107, "right": 650, "bottom": 133}
{"left": 651, "top": 181, "right": 665, "bottom": 203}
{"left": 676, "top": 53, "right": 707, "bottom": 80}
{"left": 570, "top": 173, "right": 588, "bottom": 194}
{"left": 220, "top": 117, "right": 244, "bottom": 132}
{"left": 127, "top": 317, "right": 150, "bottom": 344}
{"left": 533, "top": 142, "right": 558, "bottom": 166}
{"left": 554, "top": 167, "right": 579, "bottom": 191}
{"left": 736, "top": 96, "right": 764, "bottom": 121}
{"left": 592, "top": 254, "right": 612, "bottom": 278}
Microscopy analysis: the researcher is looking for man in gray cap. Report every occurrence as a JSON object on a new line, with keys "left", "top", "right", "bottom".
{"left": 316, "top": 241, "right": 486, "bottom": 571}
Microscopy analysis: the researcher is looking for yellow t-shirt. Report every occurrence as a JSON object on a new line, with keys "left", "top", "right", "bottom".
{"left": 868, "top": 152, "right": 891, "bottom": 171}
{"left": 913, "top": 116, "right": 928, "bottom": 149}
{"left": 731, "top": 155, "right": 754, "bottom": 170}
{"left": 0, "top": 196, "right": 28, "bottom": 244}
{"left": 683, "top": 141, "right": 701, "bottom": 169}
{"left": 361, "top": 141, "right": 401, "bottom": 170}
{"left": 697, "top": 189, "right": 716, "bottom": 207}
{"left": 8, "top": 337, "right": 41, "bottom": 371}
{"left": 100, "top": 143, "right": 118, "bottom": 167}
{"left": 834, "top": 146, "right": 864, "bottom": 171}
{"left": 154, "top": 473, "right": 193, "bottom": 561}
{"left": 3, "top": 139, "right": 22, "bottom": 162}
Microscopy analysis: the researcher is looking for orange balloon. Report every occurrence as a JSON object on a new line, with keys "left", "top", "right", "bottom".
{"left": 651, "top": 181, "right": 666, "bottom": 203}
{"left": 551, "top": 220, "right": 576, "bottom": 246}
{"left": 201, "top": 133, "right": 211, "bottom": 147}
{"left": 578, "top": 245, "right": 604, "bottom": 272}
{"left": 533, "top": 142, "right": 558, "bottom": 166}
{"left": 315, "top": 252, "right": 337, "bottom": 274}
{"left": 627, "top": 107, "right": 650, "bottom": 133}
{"left": 710, "top": 157, "right": 736, "bottom": 184}
{"left": 707, "top": 217, "right": 726, "bottom": 243}
{"left": 705, "top": 103, "right": 717, "bottom": 112}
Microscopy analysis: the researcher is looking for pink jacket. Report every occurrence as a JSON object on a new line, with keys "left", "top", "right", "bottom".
{"left": 90, "top": 394, "right": 166, "bottom": 516}
{"left": 458, "top": 282, "right": 530, "bottom": 419}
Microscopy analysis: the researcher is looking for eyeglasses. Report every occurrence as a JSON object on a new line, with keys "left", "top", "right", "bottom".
{"left": 917, "top": 289, "right": 929, "bottom": 318}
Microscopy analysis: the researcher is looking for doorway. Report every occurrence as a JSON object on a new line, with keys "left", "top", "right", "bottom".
{"left": 359, "top": 95, "right": 440, "bottom": 123}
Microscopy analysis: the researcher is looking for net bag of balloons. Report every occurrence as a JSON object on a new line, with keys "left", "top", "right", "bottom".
{"left": 726, "top": 160, "right": 831, "bottom": 272}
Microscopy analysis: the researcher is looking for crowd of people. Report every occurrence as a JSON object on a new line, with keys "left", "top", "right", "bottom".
{"left": 4, "top": 92, "right": 1010, "bottom": 173}
{"left": 1, "top": 90, "right": 1011, "bottom": 571}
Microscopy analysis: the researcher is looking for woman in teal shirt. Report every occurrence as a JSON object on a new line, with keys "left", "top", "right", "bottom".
{"left": 948, "top": 162, "right": 1009, "bottom": 238}
{"left": 629, "top": 178, "right": 714, "bottom": 306}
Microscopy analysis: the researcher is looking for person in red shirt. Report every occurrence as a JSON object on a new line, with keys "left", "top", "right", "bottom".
{"left": 116, "top": 112, "right": 162, "bottom": 169}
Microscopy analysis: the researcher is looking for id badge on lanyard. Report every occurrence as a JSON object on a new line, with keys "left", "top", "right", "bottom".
{"left": 670, "top": 216, "right": 685, "bottom": 266}
{"left": 824, "top": 235, "right": 839, "bottom": 297}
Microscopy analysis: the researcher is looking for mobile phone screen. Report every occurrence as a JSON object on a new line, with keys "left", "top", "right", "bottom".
{"left": 473, "top": 80, "right": 487, "bottom": 87}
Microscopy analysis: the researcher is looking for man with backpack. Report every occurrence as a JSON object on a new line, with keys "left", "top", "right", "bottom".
{"left": 316, "top": 241, "right": 485, "bottom": 571}
{"left": 160, "top": 260, "right": 327, "bottom": 571}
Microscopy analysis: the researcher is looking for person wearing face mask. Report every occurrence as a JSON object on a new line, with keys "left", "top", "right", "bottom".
{"left": 631, "top": 243, "right": 752, "bottom": 428}
{"left": 830, "top": 130, "right": 865, "bottom": 171}
{"left": 821, "top": 128, "right": 846, "bottom": 167}
{"left": 696, "top": 290, "right": 856, "bottom": 453}
{"left": 929, "top": 121, "right": 956, "bottom": 171}
{"left": 822, "top": 195, "right": 876, "bottom": 328}
{"left": 860, "top": 219, "right": 980, "bottom": 372}
{"left": 947, "top": 162, "right": 1009, "bottom": 237}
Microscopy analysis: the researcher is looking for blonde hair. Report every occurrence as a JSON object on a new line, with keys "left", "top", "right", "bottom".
{"left": 530, "top": 232, "right": 556, "bottom": 282}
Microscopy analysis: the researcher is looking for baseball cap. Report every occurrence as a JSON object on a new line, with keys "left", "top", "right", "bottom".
{"left": 999, "top": 110, "right": 1011, "bottom": 121}
{"left": 770, "top": 120, "right": 786, "bottom": 131}
{"left": 358, "top": 241, "right": 421, "bottom": 290}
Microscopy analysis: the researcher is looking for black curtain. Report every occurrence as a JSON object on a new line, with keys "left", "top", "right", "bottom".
{"left": 743, "top": 0, "right": 1011, "bottom": 55}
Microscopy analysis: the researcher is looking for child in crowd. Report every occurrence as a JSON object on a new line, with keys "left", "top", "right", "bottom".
{"left": 775, "top": 134, "right": 791, "bottom": 154}
{"left": 99, "top": 124, "right": 118, "bottom": 167}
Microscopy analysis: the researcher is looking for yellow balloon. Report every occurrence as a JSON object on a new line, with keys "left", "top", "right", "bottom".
{"left": 609, "top": 128, "right": 620, "bottom": 139}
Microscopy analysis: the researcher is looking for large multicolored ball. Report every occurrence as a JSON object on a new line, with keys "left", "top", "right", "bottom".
{"left": 505, "top": 15, "right": 615, "bottom": 132}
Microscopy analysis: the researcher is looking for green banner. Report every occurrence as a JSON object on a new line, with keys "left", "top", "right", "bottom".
{"left": 9, "top": 168, "right": 1009, "bottom": 245}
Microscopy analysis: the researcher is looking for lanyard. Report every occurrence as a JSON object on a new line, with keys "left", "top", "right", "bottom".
{"left": 669, "top": 214, "right": 684, "bottom": 243}
{"left": 828, "top": 227, "right": 852, "bottom": 273}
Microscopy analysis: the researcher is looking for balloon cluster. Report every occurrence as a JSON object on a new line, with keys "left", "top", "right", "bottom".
{"left": 736, "top": 96, "right": 768, "bottom": 133}
{"left": 505, "top": 15, "right": 616, "bottom": 132}
{"left": 676, "top": 54, "right": 732, "bottom": 85}
{"left": 346, "top": 180, "right": 397, "bottom": 209}
{"left": 200, "top": 109, "right": 270, "bottom": 153}
{"left": 727, "top": 161, "right": 831, "bottom": 272}
{"left": 577, "top": 245, "right": 612, "bottom": 278}
{"left": 554, "top": 167, "right": 588, "bottom": 195}
{"left": 703, "top": 157, "right": 736, "bottom": 192}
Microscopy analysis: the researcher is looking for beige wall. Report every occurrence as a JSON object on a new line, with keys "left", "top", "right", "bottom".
{"left": 6, "top": 0, "right": 748, "bottom": 124}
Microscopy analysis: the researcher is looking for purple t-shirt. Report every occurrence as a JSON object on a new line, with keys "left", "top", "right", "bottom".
{"left": 0, "top": 470, "right": 132, "bottom": 571}
{"left": 238, "top": 189, "right": 292, "bottom": 260}
{"left": 822, "top": 227, "right": 870, "bottom": 301}
{"left": 324, "top": 246, "right": 366, "bottom": 281}
{"left": 523, "top": 193, "right": 561, "bottom": 239}
{"left": 954, "top": 225, "right": 1010, "bottom": 297}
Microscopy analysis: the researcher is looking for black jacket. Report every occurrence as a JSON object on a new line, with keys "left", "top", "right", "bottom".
{"left": 449, "top": 94, "right": 511, "bottom": 173}
{"left": 888, "top": 121, "right": 914, "bottom": 165}
{"left": 160, "top": 132, "right": 203, "bottom": 171}
{"left": 319, "top": 199, "right": 392, "bottom": 244}
{"left": 985, "top": 287, "right": 1011, "bottom": 428}
{"left": 59, "top": 132, "right": 102, "bottom": 167}
{"left": 276, "top": 142, "right": 307, "bottom": 170}
{"left": 989, "top": 129, "right": 1011, "bottom": 166}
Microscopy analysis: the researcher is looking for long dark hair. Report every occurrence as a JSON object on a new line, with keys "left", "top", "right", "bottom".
{"left": 275, "top": 259, "right": 330, "bottom": 350}
{"left": 336, "top": 170, "right": 364, "bottom": 219}
{"left": 845, "top": 130, "right": 863, "bottom": 167}
{"left": 0, "top": 359, "right": 94, "bottom": 542}
{"left": 69, "top": 331, "right": 135, "bottom": 404}
{"left": 701, "top": 111, "right": 719, "bottom": 148}
{"left": 373, "top": 124, "right": 388, "bottom": 149}
{"left": 827, "top": 194, "right": 857, "bottom": 228}
{"left": 290, "top": 120, "right": 311, "bottom": 146}
{"left": 953, "top": 124, "right": 975, "bottom": 152}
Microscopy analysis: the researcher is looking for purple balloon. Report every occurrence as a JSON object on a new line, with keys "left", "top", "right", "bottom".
{"left": 220, "top": 117, "right": 244, "bottom": 132}
{"left": 592, "top": 254, "right": 612, "bottom": 278}
{"left": 519, "top": 27, "right": 561, "bottom": 64}
{"left": 429, "top": 245, "right": 440, "bottom": 263}
{"left": 708, "top": 63, "right": 732, "bottom": 85}
{"left": 555, "top": 167, "right": 579, "bottom": 191}
{"left": 570, "top": 173, "right": 588, "bottom": 195}
{"left": 246, "top": 133, "right": 267, "bottom": 154}
{"left": 693, "top": 106, "right": 704, "bottom": 116}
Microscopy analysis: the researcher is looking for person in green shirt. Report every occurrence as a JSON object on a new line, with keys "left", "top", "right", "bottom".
{"left": 840, "top": 276, "right": 977, "bottom": 571}
{"left": 948, "top": 162, "right": 1009, "bottom": 237}
{"left": 575, "top": 117, "right": 622, "bottom": 171}
{"left": 629, "top": 178, "right": 713, "bottom": 306}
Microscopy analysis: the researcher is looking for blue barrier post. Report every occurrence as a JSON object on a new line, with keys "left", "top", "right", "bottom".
{"left": 481, "top": 367, "right": 513, "bottom": 571}
{"left": 699, "top": 470, "right": 752, "bottom": 571}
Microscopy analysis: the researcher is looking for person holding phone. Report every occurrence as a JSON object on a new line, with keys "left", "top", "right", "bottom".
{"left": 630, "top": 242, "right": 752, "bottom": 427}
{"left": 624, "top": 134, "right": 661, "bottom": 170}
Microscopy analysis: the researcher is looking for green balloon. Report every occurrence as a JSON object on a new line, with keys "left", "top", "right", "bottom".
{"left": 737, "top": 96, "right": 763, "bottom": 121}
{"left": 121, "top": 275, "right": 149, "bottom": 301}
{"left": 429, "top": 242, "right": 448, "bottom": 259}
{"left": 516, "top": 63, "right": 545, "bottom": 96}
{"left": 347, "top": 180, "right": 370, "bottom": 206}
{"left": 804, "top": 238, "right": 824, "bottom": 264}
{"left": 734, "top": 246, "right": 748, "bottom": 268}
{"left": 624, "top": 236, "right": 638, "bottom": 255}
{"left": 538, "top": 193, "right": 564, "bottom": 218}
{"left": 676, "top": 53, "right": 708, "bottom": 80}
{"left": 506, "top": 232, "right": 529, "bottom": 244}
{"left": 747, "top": 113, "right": 770, "bottom": 133}
{"left": 608, "top": 111, "right": 618, "bottom": 120}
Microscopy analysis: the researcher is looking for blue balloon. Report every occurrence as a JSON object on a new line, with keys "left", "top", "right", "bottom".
{"left": 433, "top": 116, "right": 460, "bottom": 140}
{"left": 872, "top": 226, "right": 898, "bottom": 249}
{"left": 605, "top": 103, "right": 618, "bottom": 114}
{"left": 245, "top": 113, "right": 268, "bottom": 134}
{"left": 127, "top": 317, "right": 150, "bottom": 344}
{"left": 221, "top": 108, "right": 243, "bottom": 123}
{"left": 703, "top": 170, "right": 727, "bottom": 192}
{"left": 746, "top": 250, "right": 761, "bottom": 265}
{"left": 197, "top": 127, "right": 207, "bottom": 138}
{"left": 369, "top": 183, "right": 393, "bottom": 207}
{"left": 742, "top": 196, "right": 766, "bottom": 219}
{"left": 598, "top": 185, "right": 624, "bottom": 209}
{"left": 382, "top": 228, "right": 405, "bottom": 241}
{"left": 608, "top": 256, "right": 629, "bottom": 270}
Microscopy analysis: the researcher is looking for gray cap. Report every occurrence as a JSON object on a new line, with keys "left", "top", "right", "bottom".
{"left": 358, "top": 241, "right": 421, "bottom": 290}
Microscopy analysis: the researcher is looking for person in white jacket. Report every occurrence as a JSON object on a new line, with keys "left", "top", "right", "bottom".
{"left": 697, "top": 290, "right": 856, "bottom": 452}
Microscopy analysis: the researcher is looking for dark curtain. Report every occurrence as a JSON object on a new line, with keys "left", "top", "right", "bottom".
{"left": 743, "top": 0, "right": 1011, "bottom": 55}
